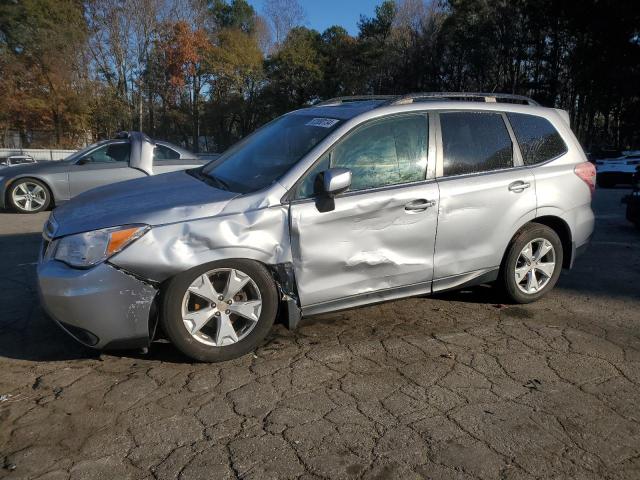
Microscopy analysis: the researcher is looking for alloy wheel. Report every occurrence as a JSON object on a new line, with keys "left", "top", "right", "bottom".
{"left": 12, "top": 182, "right": 47, "bottom": 212}
{"left": 181, "top": 268, "right": 262, "bottom": 347}
{"left": 514, "top": 238, "right": 556, "bottom": 294}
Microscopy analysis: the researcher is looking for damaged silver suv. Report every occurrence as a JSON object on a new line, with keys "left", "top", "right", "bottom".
{"left": 38, "top": 93, "right": 595, "bottom": 362}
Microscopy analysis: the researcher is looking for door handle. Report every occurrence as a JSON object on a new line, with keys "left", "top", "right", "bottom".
{"left": 508, "top": 181, "right": 531, "bottom": 192}
{"left": 404, "top": 199, "right": 436, "bottom": 211}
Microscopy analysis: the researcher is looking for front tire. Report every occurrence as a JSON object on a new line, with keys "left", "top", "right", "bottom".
{"left": 8, "top": 178, "right": 51, "bottom": 213}
{"left": 500, "top": 223, "right": 563, "bottom": 304}
{"left": 161, "top": 259, "right": 278, "bottom": 362}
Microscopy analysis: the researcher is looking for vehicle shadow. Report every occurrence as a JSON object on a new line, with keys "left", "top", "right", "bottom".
{"left": 431, "top": 283, "right": 508, "bottom": 305}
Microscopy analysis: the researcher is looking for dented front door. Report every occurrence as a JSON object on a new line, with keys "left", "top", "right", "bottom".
{"left": 290, "top": 181, "right": 440, "bottom": 312}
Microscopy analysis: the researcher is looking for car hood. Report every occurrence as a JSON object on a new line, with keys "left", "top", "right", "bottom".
{"left": 51, "top": 170, "right": 239, "bottom": 237}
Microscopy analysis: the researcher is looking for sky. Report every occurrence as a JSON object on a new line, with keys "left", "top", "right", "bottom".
{"left": 247, "top": 0, "right": 379, "bottom": 36}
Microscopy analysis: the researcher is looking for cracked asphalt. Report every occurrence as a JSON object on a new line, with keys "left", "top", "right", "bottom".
{"left": 1, "top": 188, "right": 639, "bottom": 480}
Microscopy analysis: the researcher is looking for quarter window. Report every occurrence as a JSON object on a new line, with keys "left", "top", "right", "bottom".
{"left": 296, "top": 114, "right": 428, "bottom": 198}
{"left": 507, "top": 113, "right": 568, "bottom": 165}
{"left": 440, "top": 112, "right": 513, "bottom": 176}
{"left": 153, "top": 144, "right": 181, "bottom": 161}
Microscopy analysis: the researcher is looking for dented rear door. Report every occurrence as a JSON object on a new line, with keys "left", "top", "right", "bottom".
{"left": 432, "top": 111, "right": 536, "bottom": 285}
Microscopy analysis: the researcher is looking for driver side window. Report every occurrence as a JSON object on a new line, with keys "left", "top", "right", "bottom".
{"left": 78, "top": 142, "right": 130, "bottom": 164}
{"left": 295, "top": 114, "right": 428, "bottom": 199}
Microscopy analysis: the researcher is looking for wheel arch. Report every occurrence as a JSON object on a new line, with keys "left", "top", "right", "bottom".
{"left": 530, "top": 216, "right": 572, "bottom": 268}
{"left": 152, "top": 257, "right": 301, "bottom": 334}
{"left": 508, "top": 216, "right": 572, "bottom": 269}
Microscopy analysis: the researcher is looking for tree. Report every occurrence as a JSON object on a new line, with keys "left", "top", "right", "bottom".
{"left": 357, "top": 0, "right": 397, "bottom": 93}
{"left": 262, "top": 27, "right": 324, "bottom": 114}
{"left": 206, "top": 27, "right": 265, "bottom": 147}
{"left": 151, "top": 21, "right": 214, "bottom": 150}
{"left": 208, "top": 0, "right": 256, "bottom": 33}
{"left": 318, "top": 26, "right": 363, "bottom": 97}
{"left": 85, "top": 0, "right": 171, "bottom": 133}
{"left": 1, "top": 0, "right": 639, "bottom": 151}
{"left": 0, "top": 0, "right": 90, "bottom": 146}
{"left": 262, "top": 0, "right": 306, "bottom": 49}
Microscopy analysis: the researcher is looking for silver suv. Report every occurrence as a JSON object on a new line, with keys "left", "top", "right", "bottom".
{"left": 37, "top": 93, "right": 595, "bottom": 362}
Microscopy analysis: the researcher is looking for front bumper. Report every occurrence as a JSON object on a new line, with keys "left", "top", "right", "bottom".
{"left": 37, "top": 260, "right": 158, "bottom": 349}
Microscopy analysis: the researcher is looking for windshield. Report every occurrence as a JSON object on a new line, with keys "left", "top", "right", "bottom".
{"left": 62, "top": 140, "right": 111, "bottom": 163}
{"left": 202, "top": 114, "right": 343, "bottom": 193}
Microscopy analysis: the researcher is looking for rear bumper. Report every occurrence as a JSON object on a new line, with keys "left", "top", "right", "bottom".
{"left": 37, "top": 260, "right": 157, "bottom": 349}
{"left": 571, "top": 236, "right": 591, "bottom": 267}
{"left": 562, "top": 204, "right": 594, "bottom": 269}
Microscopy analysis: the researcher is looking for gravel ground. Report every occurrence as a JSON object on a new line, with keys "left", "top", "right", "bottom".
{"left": 0, "top": 188, "right": 639, "bottom": 480}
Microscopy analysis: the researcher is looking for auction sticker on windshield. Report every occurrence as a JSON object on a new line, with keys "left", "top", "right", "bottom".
{"left": 306, "top": 118, "right": 340, "bottom": 128}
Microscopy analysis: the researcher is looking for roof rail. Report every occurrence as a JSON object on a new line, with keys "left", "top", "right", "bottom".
{"left": 385, "top": 92, "right": 539, "bottom": 106}
{"left": 314, "top": 95, "right": 396, "bottom": 107}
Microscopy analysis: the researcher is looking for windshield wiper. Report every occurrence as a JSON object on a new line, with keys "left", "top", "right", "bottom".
{"left": 188, "top": 168, "right": 229, "bottom": 191}
{"left": 207, "top": 174, "right": 230, "bottom": 191}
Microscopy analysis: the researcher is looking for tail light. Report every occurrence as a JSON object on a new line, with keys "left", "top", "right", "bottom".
{"left": 575, "top": 161, "right": 596, "bottom": 194}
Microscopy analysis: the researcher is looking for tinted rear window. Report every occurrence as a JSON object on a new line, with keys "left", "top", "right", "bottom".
{"left": 441, "top": 112, "right": 513, "bottom": 176}
{"left": 507, "top": 113, "right": 567, "bottom": 165}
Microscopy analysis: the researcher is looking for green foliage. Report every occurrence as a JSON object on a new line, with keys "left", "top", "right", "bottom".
{"left": 0, "top": 0, "right": 639, "bottom": 150}
{"left": 358, "top": 0, "right": 396, "bottom": 40}
{"left": 208, "top": 0, "right": 256, "bottom": 33}
{"left": 262, "top": 27, "right": 324, "bottom": 114}
{"left": 318, "top": 26, "right": 362, "bottom": 97}
{"left": 0, "top": 0, "right": 90, "bottom": 146}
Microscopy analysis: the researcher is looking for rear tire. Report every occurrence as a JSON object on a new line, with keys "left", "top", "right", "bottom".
{"left": 500, "top": 223, "right": 563, "bottom": 304}
{"left": 161, "top": 259, "right": 278, "bottom": 362}
{"left": 8, "top": 178, "right": 51, "bottom": 213}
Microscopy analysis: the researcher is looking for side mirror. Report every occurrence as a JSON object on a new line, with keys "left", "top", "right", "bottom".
{"left": 77, "top": 157, "right": 90, "bottom": 165}
{"left": 322, "top": 168, "right": 352, "bottom": 197}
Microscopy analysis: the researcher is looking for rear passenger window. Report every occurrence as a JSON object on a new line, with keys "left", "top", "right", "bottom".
{"left": 507, "top": 113, "right": 567, "bottom": 165}
{"left": 440, "top": 112, "right": 513, "bottom": 176}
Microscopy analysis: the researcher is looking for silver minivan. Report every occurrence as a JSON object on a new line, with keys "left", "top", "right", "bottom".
{"left": 37, "top": 93, "right": 596, "bottom": 362}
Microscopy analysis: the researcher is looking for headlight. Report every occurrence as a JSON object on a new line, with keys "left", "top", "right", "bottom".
{"left": 50, "top": 225, "right": 149, "bottom": 268}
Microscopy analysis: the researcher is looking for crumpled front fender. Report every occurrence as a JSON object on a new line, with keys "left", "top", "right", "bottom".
{"left": 109, "top": 204, "right": 293, "bottom": 284}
